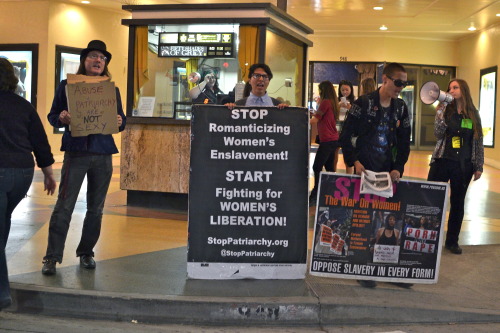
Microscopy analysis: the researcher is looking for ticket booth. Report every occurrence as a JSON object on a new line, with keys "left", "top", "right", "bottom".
{"left": 121, "top": 3, "right": 313, "bottom": 209}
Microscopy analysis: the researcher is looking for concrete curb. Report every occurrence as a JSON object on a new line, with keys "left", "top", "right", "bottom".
{"left": 9, "top": 283, "right": 500, "bottom": 326}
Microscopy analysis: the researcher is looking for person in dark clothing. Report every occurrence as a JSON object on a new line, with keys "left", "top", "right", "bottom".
{"left": 189, "top": 71, "right": 223, "bottom": 104}
{"left": 340, "top": 63, "right": 411, "bottom": 183}
{"left": 427, "top": 79, "right": 483, "bottom": 255}
{"left": 339, "top": 62, "right": 412, "bottom": 289}
{"left": 42, "top": 40, "right": 126, "bottom": 275}
{"left": 0, "top": 58, "right": 56, "bottom": 309}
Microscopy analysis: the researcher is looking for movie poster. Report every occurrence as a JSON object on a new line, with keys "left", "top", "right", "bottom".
{"left": 188, "top": 105, "right": 309, "bottom": 279}
{"left": 309, "top": 173, "right": 449, "bottom": 284}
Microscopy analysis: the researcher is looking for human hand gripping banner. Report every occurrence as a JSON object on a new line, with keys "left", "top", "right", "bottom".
{"left": 309, "top": 172, "right": 449, "bottom": 284}
{"left": 188, "top": 105, "right": 309, "bottom": 279}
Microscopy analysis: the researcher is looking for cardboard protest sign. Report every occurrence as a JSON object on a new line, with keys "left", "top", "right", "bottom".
{"left": 188, "top": 104, "right": 309, "bottom": 279}
{"left": 66, "top": 74, "right": 118, "bottom": 137}
{"left": 309, "top": 172, "right": 449, "bottom": 284}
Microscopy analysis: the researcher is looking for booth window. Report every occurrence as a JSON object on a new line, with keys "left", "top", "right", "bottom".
{"left": 132, "top": 24, "right": 241, "bottom": 120}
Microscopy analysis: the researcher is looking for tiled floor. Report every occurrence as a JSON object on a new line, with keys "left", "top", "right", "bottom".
{"left": 7, "top": 150, "right": 500, "bottom": 278}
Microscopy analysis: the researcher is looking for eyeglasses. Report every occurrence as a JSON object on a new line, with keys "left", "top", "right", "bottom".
{"left": 251, "top": 73, "right": 270, "bottom": 81}
{"left": 386, "top": 75, "right": 408, "bottom": 88}
{"left": 87, "top": 53, "right": 108, "bottom": 62}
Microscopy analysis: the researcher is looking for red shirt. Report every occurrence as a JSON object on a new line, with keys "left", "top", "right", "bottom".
{"left": 314, "top": 99, "right": 339, "bottom": 143}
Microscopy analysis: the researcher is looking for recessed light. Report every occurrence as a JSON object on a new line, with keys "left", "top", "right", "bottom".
{"left": 496, "top": 13, "right": 500, "bottom": 17}
{"left": 374, "top": 7, "right": 383, "bottom": 11}
{"left": 81, "top": 1, "right": 90, "bottom": 4}
{"left": 468, "top": 23, "right": 477, "bottom": 31}
{"left": 380, "top": 25, "right": 388, "bottom": 31}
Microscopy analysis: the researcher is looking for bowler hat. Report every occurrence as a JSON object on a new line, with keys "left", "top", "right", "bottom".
{"left": 80, "top": 40, "right": 112, "bottom": 62}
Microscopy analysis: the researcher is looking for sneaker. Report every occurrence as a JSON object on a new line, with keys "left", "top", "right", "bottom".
{"left": 42, "top": 259, "right": 57, "bottom": 275}
{"left": 445, "top": 244, "right": 462, "bottom": 255}
{"left": 357, "top": 280, "right": 377, "bottom": 288}
{"left": 79, "top": 255, "right": 96, "bottom": 269}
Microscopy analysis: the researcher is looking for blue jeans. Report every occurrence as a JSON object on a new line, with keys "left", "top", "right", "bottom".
{"left": 0, "top": 168, "right": 34, "bottom": 304}
{"left": 44, "top": 153, "right": 112, "bottom": 263}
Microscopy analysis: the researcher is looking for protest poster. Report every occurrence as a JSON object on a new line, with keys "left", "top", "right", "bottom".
{"left": 66, "top": 74, "right": 118, "bottom": 137}
{"left": 309, "top": 172, "right": 449, "bottom": 284}
{"left": 188, "top": 105, "right": 309, "bottom": 279}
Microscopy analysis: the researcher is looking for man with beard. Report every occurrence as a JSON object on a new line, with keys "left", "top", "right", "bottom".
{"left": 226, "top": 63, "right": 288, "bottom": 109}
{"left": 339, "top": 62, "right": 412, "bottom": 288}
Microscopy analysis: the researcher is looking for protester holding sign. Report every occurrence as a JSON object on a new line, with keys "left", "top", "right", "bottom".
{"left": 339, "top": 62, "right": 412, "bottom": 288}
{"left": 427, "top": 79, "right": 484, "bottom": 255}
{"left": 226, "top": 64, "right": 288, "bottom": 109}
{"left": 42, "top": 40, "right": 126, "bottom": 275}
{"left": 0, "top": 58, "right": 56, "bottom": 310}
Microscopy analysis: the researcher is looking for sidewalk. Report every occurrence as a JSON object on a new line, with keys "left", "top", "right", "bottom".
{"left": 7, "top": 244, "right": 500, "bottom": 326}
{"left": 5, "top": 152, "right": 500, "bottom": 326}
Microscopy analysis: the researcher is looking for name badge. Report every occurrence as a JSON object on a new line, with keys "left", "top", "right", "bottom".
{"left": 461, "top": 118, "right": 473, "bottom": 129}
{"left": 452, "top": 136, "right": 461, "bottom": 148}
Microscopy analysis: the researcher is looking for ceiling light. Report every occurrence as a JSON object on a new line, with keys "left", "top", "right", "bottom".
{"left": 468, "top": 23, "right": 477, "bottom": 31}
{"left": 373, "top": 7, "right": 383, "bottom": 11}
{"left": 81, "top": 1, "right": 90, "bottom": 3}
{"left": 379, "top": 25, "right": 388, "bottom": 31}
{"left": 497, "top": 13, "right": 500, "bottom": 17}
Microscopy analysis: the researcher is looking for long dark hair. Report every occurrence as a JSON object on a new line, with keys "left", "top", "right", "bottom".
{"left": 318, "top": 80, "right": 340, "bottom": 120}
{"left": 338, "top": 80, "right": 355, "bottom": 104}
{"left": 76, "top": 56, "right": 111, "bottom": 78}
{"left": 203, "top": 71, "right": 220, "bottom": 93}
{"left": 360, "top": 77, "right": 376, "bottom": 96}
{"left": 444, "top": 79, "right": 482, "bottom": 139}
{"left": 0, "top": 58, "right": 19, "bottom": 92}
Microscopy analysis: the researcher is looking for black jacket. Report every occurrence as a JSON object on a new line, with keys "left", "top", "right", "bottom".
{"left": 339, "top": 89, "right": 411, "bottom": 175}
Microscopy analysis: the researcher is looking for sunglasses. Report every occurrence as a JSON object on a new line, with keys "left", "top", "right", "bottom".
{"left": 386, "top": 75, "right": 408, "bottom": 88}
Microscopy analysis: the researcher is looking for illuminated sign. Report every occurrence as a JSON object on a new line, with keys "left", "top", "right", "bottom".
{"left": 158, "top": 32, "right": 235, "bottom": 58}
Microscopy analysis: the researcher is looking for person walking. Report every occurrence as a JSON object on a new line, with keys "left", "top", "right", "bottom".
{"left": 0, "top": 58, "right": 56, "bottom": 308}
{"left": 309, "top": 81, "right": 340, "bottom": 206}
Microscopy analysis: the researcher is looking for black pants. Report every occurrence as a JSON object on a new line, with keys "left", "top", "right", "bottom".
{"left": 427, "top": 158, "right": 473, "bottom": 246}
{"left": 310, "top": 141, "right": 339, "bottom": 200}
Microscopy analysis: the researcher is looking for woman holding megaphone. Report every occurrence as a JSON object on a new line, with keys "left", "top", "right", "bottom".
{"left": 427, "top": 79, "right": 484, "bottom": 255}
